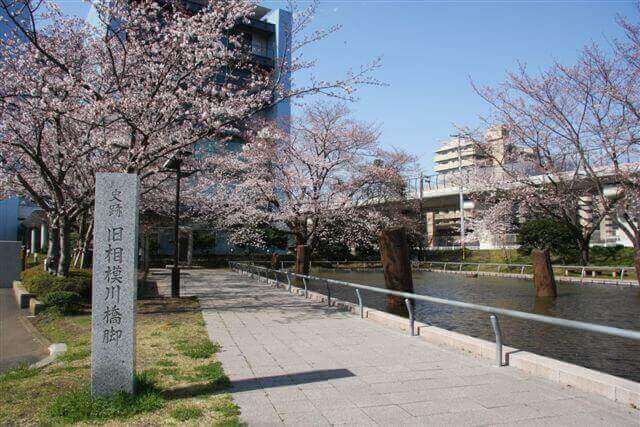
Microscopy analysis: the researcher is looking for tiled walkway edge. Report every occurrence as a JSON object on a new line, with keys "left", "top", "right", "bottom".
{"left": 192, "top": 269, "right": 638, "bottom": 426}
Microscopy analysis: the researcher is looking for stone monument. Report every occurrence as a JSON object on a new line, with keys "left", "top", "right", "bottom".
{"left": 91, "top": 173, "right": 139, "bottom": 396}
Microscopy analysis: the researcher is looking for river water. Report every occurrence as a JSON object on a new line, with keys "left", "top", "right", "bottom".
{"left": 308, "top": 269, "right": 640, "bottom": 383}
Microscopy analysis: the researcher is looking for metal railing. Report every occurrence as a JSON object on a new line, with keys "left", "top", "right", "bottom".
{"left": 274, "top": 260, "right": 637, "bottom": 283}
{"left": 229, "top": 261, "right": 640, "bottom": 367}
{"left": 421, "top": 261, "right": 637, "bottom": 282}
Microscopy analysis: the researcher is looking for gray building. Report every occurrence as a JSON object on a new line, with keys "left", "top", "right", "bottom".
{"left": 0, "top": 2, "right": 43, "bottom": 247}
{"left": 153, "top": 5, "right": 293, "bottom": 260}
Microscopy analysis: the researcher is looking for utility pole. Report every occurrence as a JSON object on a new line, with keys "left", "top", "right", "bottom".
{"left": 450, "top": 133, "right": 466, "bottom": 259}
{"left": 418, "top": 172, "right": 424, "bottom": 262}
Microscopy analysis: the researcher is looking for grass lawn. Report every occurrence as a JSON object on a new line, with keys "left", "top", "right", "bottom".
{"left": 0, "top": 297, "right": 242, "bottom": 426}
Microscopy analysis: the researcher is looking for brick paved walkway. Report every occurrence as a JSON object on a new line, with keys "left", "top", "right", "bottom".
{"left": 182, "top": 269, "right": 639, "bottom": 426}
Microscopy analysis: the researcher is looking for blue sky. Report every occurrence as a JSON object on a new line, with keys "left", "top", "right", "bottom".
{"left": 58, "top": 0, "right": 637, "bottom": 173}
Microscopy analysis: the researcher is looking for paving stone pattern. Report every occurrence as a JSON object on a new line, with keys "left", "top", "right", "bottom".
{"left": 180, "top": 269, "right": 639, "bottom": 426}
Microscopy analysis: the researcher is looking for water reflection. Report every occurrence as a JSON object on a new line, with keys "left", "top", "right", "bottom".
{"left": 307, "top": 269, "right": 640, "bottom": 383}
{"left": 531, "top": 296, "right": 556, "bottom": 315}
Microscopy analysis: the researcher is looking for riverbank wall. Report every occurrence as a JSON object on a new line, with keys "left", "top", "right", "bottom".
{"left": 315, "top": 266, "right": 638, "bottom": 287}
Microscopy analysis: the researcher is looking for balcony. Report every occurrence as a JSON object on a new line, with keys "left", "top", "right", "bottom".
{"left": 435, "top": 139, "right": 474, "bottom": 154}
{"left": 433, "top": 158, "right": 475, "bottom": 172}
{"left": 238, "top": 18, "right": 275, "bottom": 36}
{"left": 250, "top": 46, "right": 275, "bottom": 67}
{"left": 433, "top": 148, "right": 476, "bottom": 163}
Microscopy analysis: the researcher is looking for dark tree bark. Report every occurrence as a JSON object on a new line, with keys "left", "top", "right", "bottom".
{"left": 141, "top": 233, "right": 150, "bottom": 274}
{"left": 270, "top": 252, "right": 279, "bottom": 270}
{"left": 295, "top": 245, "right": 309, "bottom": 276}
{"left": 634, "top": 243, "right": 640, "bottom": 287}
{"left": 72, "top": 213, "right": 87, "bottom": 268}
{"left": 578, "top": 239, "right": 590, "bottom": 266}
{"left": 57, "top": 216, "right": 72, "bottom": 277}
{"left": 379, "top": 227, "right": 414, "bottom": 314}
{"left": 46, "top": 217, "right": 60, "bottom": 274}
{"left": 79, "top": 222, "right": 93, "bottom": 269}
{"left": 532, "top": 249, "right": 558, "bottom": 298}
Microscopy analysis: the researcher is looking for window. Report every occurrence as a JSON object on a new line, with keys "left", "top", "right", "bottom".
{"left": 251, "top": 34, "right": 269, "bottom": 57}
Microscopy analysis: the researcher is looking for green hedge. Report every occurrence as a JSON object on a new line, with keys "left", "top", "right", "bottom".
{"left": 42, "top": 291, "right": 82, "bottom": 315}
{"left": 21, "top": 266, "right": 92, "bottom": 304}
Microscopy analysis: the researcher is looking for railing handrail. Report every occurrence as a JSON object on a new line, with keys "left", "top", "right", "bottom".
{"left": 267, "top": 259, "right": 636, "bottom": 272}
{"left": 423, "top": 261, "right": 636, "bottom": 271}
{"left": 230, "top": 261, "right": 640, "bottom": 342}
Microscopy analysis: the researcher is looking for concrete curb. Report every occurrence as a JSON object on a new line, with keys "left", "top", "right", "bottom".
{"left": 314, "top": 267, "right": 638, "bottom": 286}
{"left": 248, "top": 272, "right": 640, "bottom": 409}
{"left": 28, "top": 298, "right": 45, "bottom": 316}
{"left": 30, "top": 343, "right": 68, "bottom": 369}
{"left": 12, "top": 281, "right": 35, "bottom": 308}
{"left": 13, "top": 280, "right": 46, "bottom": 316}
{"left": 12, "top": 280, "right": 68, "bottom": 369}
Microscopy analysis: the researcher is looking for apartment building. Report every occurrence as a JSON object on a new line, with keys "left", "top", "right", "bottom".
{"left": 432, "top": 126, "right": 523, "bottom": 175}
{"left": 420, "top": 126, "right": 634, "bottom": 249}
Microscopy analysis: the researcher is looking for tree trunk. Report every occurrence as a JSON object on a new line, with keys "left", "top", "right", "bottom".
{"left": 46, "top": 218, "right": 60, "bottom": 274}
{"left": 57, "top": 216, "right": 72, "bottom": 277}
{"left": 532, "top": 249, "right": 558, "bottom": 298}
{"left": 634, "top": 243, "right": 640, "bottom": 287}
{"left": 79, "top": 222, "right": 93, "bottom": 269}
{"left": 271, "top": 252, "right": 279, "bottom": 270}
{"left": 295, "top": 245, "right": 310, "bottom": 276}
{"left": 142, "top": 233, "right": 150, "bottom": 275}
{"left": 578, "top": 238, "right": 590, "bottom": 266}
{"left": 379, "top": 227, "right": 414, "bottom": 314}
{"left": 73, "top": 213, "right": 88, "bottom": 268}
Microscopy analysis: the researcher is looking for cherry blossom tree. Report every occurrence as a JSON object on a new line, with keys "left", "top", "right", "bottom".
{"left": 465, "top": 195, "right": 517, "bottom": 257}
{"left": 0, "top": 4, "right": 110, "bottom": 274}
{"left": 581, "top": 11, "right": 640, "bottom": 280}
{"left": 197, "top": 103, "right": 416, "bottom": 273}
{"left": 468, "top": 11, "right": 640, "bottom": 280}
{"left": 0, "top": 0, "right": 382, "bottom": 276}
{"left": 469, "top": 59, "right": 630, "bottom": 266}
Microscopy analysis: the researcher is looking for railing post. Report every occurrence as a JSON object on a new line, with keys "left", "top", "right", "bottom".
{"left": 355, "top": 289, "right": 363, "bottom": 318}
{"left": 286, "top": 273, "right": 292, "bottom": 292}
{"left": 459, "top": 263, "right": 463, "bottom": 271}
{"left": 490, "top": 314, "right": 503, "bottom": 367}
{"left": 405, "top": 298, "right": 415, "bottom": 336}
{"left": 444, "top": 262, "right": 447, "bottom": 271}
{"left": 303, "top": 277, "right": 308, "bottom": 298}
{"left": 621, "top": 268, "right": 625, "bottom": 280}
{"left": 274, "top": 270, "right": 279, "bottom": 287}
{"left": 476, "top": 263, "right": 480, "bottom": 273}
{"left": 520, "top": 265, "right": 525, "bottom": 275}
{"left": 326, "top": 281, "right": 331, "bottom": 306}
{"left": 497, "top": 264, "right": 502, "bottom": 273}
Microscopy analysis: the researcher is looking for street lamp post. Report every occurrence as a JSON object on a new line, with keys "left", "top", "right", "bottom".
{"left": 163, "top": 150, "right": 194, "bottom": 298}
{"left": 172, "top": 158, "right": 181, "bottom": 298}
